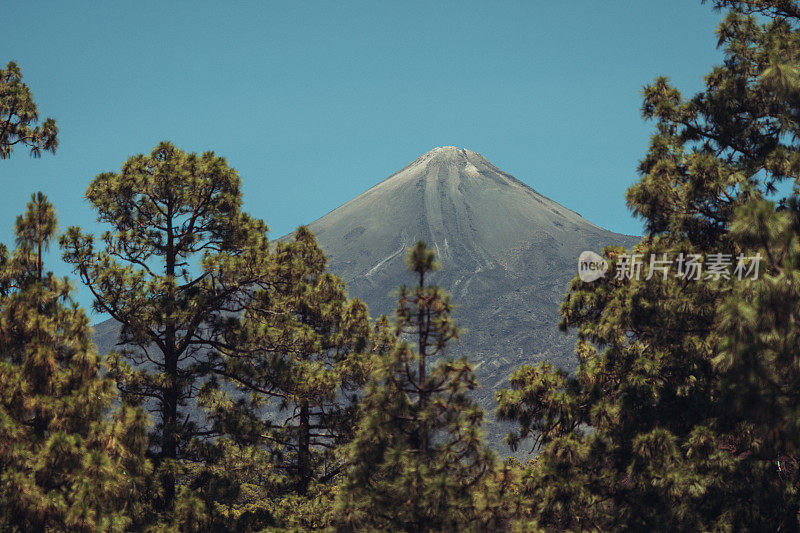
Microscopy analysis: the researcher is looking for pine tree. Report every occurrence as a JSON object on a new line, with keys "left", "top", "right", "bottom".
{"left": 195, "top": 226, "right": 372, "bottom": 522}
{"left": 334, "top": 242, "right": 496, "bottom": 532}
{"left": 60, "top": 141, "right": 273, "bottom": 512}
{"left": 0, "top": 61, "right": 58, "bottom": 159}
{"left": 497, "top": 0, "right": 800, "bottom": 529}
{"left": 0, "top": 193, "right": 150, "bottom": 532}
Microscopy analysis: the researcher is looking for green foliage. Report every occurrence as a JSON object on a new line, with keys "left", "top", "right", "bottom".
{"left": 201, "top": 226, "right": 372, "bottom": 500}
{"left": 264, "top": 480, "right": 340, "bottom": 531}
{"left": 334, "top": 242, "right": 500, "bottom": 532}
{"left": 0, "top": 61, "right": 58, "bottom": 159}
{"left": 60, "top": 141, "right": 274, "bottom": 511}
{"left": 0, "top": 194, "right": 150, "bottom": 532}
{"left": 497, "top": 0, "right": 800, "bottom": 529}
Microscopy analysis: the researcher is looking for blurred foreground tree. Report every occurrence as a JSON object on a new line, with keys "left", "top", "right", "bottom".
{"left": 498, "top": 0, "right": 800, "bottom": 529}
{"left": 0, "top": 61, "right": 58, "bottom": 159}
{"left": 334, "top": 242, "right": 502, "bottom": 532}
{"left": 0, "top": 193, "right": 150, "bottom": 532}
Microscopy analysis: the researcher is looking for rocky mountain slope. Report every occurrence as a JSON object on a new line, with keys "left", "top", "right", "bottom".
{"left": 300, "top": 147, "right": 638, "bottom": 413}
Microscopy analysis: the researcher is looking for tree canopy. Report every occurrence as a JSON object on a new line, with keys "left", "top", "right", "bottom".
{"left": 0, "top": 62, "right": 58, "bottom": 159}
{"left": 0, "top": 193, "right": 149, "bottom": 532}
{"left": 497, "top": 0, "right": 800, "bottom": 529}
{"left": 60, "top": 141, "right": 274, "bottom": 512}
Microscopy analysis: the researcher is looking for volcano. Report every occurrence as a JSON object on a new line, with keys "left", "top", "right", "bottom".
{"left": 299, "top": 147, "right": 637, "bottom": 410}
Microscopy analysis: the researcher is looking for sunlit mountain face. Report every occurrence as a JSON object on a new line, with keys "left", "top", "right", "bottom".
{"left": 293, "top": 146, "right": 639, "bottom": 446}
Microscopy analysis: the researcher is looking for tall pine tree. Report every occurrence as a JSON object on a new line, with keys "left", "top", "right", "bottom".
{"left": 195, "top": 226, "right": 372, "bottom": 525}
{"left": 60, "top": 141, "right": 273, "bottom": 512}
{"left": 334, "top": 242, "right": 496, "bottom": 532}
{"left": 0, "top": 193, "right": 150, "bottom": 532}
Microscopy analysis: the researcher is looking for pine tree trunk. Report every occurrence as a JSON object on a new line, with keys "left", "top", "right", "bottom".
{"left": 161, "top": 340, "right": 179, "bottom": 511}
{"left": 160, "top": 214, "right": 178, "bottom": 511}
{"left": 417, "top": 270, "right": 428, "bottom": 453}
{"left": 298, "top": 400, "right": 311, "bottom": 494}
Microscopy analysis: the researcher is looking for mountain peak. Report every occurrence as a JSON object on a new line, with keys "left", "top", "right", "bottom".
{"left": 305, "top": 147, "right": 614, "bottom": 275}
{"left": 428, "top": 145, "right": 469, "bottom": 156}
{"left": 378, "top": 146, "right": 509, "bottom": 193}
{"left": 417, "top": 145, "right": 482, "bottom": 165}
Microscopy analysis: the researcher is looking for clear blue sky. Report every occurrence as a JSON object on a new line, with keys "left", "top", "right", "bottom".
{"left": 2, "top": 0, "right": 722, "bottom": 316}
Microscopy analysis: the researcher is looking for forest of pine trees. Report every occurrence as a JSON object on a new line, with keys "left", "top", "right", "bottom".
{"left": 5, "top": 0, "right": 800, "bottom": 530}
